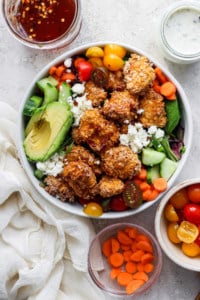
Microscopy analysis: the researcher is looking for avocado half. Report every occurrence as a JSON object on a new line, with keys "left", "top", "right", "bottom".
{"left": 23, "top": 101, "right": 73, "bottom": 162}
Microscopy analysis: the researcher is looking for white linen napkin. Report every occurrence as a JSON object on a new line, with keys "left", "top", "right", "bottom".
{"left": 0, "top": 101, "right": 106, "bottom": 300}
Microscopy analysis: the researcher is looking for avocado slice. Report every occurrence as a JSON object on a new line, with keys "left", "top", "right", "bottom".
{"left": 23, "top": 102, "right": 73, "bottom": 162}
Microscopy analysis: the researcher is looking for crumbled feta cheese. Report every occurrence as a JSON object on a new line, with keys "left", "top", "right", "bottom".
{"left": 137, "top": 108, "right": 144, "bottom": 115}
{"left": 124, "top": 119, "right": 130, "bottom": 124}
{"left": 148, "top": 126, "right": 157, "bottom": 135}
{"left": 119, "top": 123, "right": 151, "bottom": 153}
{"left": 64, "top": 58, "right": 72, "bottom": 68}
{"left": 36, "top": 153, "right": 64, "bottom": 177}
{"left": 68, "top": 94, "right": 93, "bottom": 126}
{"left": 155, "top": 128, "right": 165, "bottom": 139}
{"left": 72, "top": 83, "right": 85, "bottom": 95}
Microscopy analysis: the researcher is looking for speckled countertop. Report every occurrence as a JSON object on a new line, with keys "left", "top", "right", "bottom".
{"left": 1, "top": 0, "right": 200, "bottom": 299}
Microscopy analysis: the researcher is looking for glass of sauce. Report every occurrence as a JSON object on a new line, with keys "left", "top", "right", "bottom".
{"left": 159, "top": 1, "right": 200, "bottom": 64}
{"left": 2, "top": 0, "right": 82, "bottom": 50}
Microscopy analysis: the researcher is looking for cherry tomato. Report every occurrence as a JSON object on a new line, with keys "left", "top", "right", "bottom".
{"left": 104, "top": 44, "right": 126, "bottom": 58}
{"left": 167, "top": 222, "right": 181, "bottom": 244}
{"left": 183, "top": 203, "right": 200, "bottom": 225}
{"left": 83, "top": 202, "right": 103, "bottom": 217}
{"left": 110, "top": 196, "right": 127, "bottom": 211}
{"left": 177, "top": 221, "right": 199, "bottom": 244}
{"left": 85, "top": 46, "right": 104, "bottom": 58}
{"left": 181, "top": 242, "right": 200, "bottom": 257}
{"left": 164, "top": 203, "right": 179, "bottom": 222}
{"left": 122, "top": 181, "right": 142, "bottom": 209}
{"left": 103, "top": 54, "right": 124, "bottom": 71}
{"left": 187, "top": 183, "right": 200, "bottom": 203}
{"left": 169, "top": 188, "right": 189, "bottom": 209}
{"left": 76, "top": 60, "right": 93, "bottom": 81}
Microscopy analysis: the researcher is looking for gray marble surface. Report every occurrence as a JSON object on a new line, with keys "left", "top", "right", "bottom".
{"left": 1, "top": 0, "right": 200, "bottom": 299}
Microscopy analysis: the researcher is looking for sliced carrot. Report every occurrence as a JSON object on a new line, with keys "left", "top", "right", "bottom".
{"left": 132, "top": 271, "right": 149, "bottom": 282}
{"left": 125, "top": 261, "right": 137, "bottom": 274}
{"left": 126, "top": 279, "right": 145, "bottom": 295}
{"left": 143, "top": 263, "right": 154, "bottom": 273}
{"left": 131, "top": 241, "right": 138, "bottom": 252}
{"left": 121, "top": 244, "right": 131, "bottom": 251}
{"left": 152, "top": 177, "right": 168, "bottom": 192}
{"left": 136, "top": 262, "right": 145, "bottom": 272}
{"left": 130, "top": 250, "right": 145, "bottom": 262}
{"left": 128, "top": 227, "right": 138, "bottom": 239}
{"left": 110, "top": 267, "right": 122, "bottom": 279}
{"left": 123, "top": 250, "right": 133, "bottom": 262}
{"left": 49, "top": 66, "right": 57, "bottom": 76}
{"left": 153, "top": 79, "right": 161, "bottom": 93}
{"left": 61, "top": 72, "right": 76, "bottom": 81}
{"left": 139, "top": 181, "right": 151, "bottom": 191}
{"left": 154, "top": 67, "right": 168, "bottom": 83}
{"left": 102, "top": 239, "right": 112, "bottom": 257}
{"left": 136, "top": 234, "right": 151, "bottom": 243}
{"left": 141, "top": 253, "right": 154, "bottom": 264}
{"left": 160, "top": 81, "right": 176, "bottom": 98}
{"left": 117, "top": 272, "right": 133, "bottom": 286}
{"left": 166, "top": 92, "right": 176, "bottom": 100}
{"left": 133, "top": 178, "right": 143, "bottom": 186}
{"left": 109, "top": 252, "right": 124, "bottom": 268}
{"left": 136, "top": 240, "right": 153, "bottom": 253}
{"left": 55, "top": 65, "right": 66, "bottom": 77}
{"left": 111, "top": 238, "right": 120, "bottom": 253}
{"left": 142, "top": 188, "right": 159, "bottom": 201}
{"left": 137, "top": 168, "right": 147, "bottom": 180}
{"left": 117, "top": 230, "right": 133, "bottom": 245}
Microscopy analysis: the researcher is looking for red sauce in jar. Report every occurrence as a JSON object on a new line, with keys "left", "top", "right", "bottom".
{"left": 16, "top": 0, "right": 76, "bottom": 42}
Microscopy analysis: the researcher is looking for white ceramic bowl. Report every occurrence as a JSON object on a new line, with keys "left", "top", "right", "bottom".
{"left": 18, "top": 42, "right": 193, "bottom": 218}
{"left": 155, "top": 178, "right": 200, "bottom": 272}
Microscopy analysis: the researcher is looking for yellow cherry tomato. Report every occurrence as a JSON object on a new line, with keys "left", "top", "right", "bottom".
{"left": 177, "top": 221, "right": 199, "bottom": 244}
{"left": 169, "top": 188, "right": 189, "bottom": 209}
{"left": 83, "top": 202, "right": 103, "bottom": 217}
{"left": 181, "top": 242, "right": 200, "bottom": 257}
{"left": 104, "top": 44, "right": 126, "bottom": 58}
{"left": 164, "top": 203, "right": 179, "bottom": 222}
{"left": 167, "top": 222, "right": 181, "bottom": 244}
{"left": 85, "top": 46, "right": 104, "bottom": 58}
{"left": 103, "top": 54, "right": 124, "bottom": 71}
{"left": 88, "top": 57, "right": 103, "bottom": 68}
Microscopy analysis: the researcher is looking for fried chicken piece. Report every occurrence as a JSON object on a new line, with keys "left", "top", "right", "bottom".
{"left": 106, "top": 70, "right": 126, "bottom": 91}
{"left": 65, "top": 145, "right": 101, "bottom": 175}
{"left": 138, "top": 88, "right": 167, "bottom": 128}
{"left": 102, "top": 90, "right": 139, "bottom": 122}
{"left": 44, "top": 175, "right": 75, "bottom": 202}
{"left": 101, "top": 145, "right": 141, "bottom": 180}
{"left": 75, "top": 109, "right": 119, "bottom": 152}
{"left": 97, "top": 176, "right": 125, "bottom": 198}
{"left": 123, "top": 53, "right": 155, "bottom": 94}
{"left": 62, "top": 161, "right": 97, "bottom": 199}
{"left": 85, "top": 81, "right": 107, "bottom": 107}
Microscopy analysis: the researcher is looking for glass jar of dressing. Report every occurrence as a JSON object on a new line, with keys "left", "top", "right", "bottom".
{"left": 159, "top": 1, "right": 200, "bottom": 64}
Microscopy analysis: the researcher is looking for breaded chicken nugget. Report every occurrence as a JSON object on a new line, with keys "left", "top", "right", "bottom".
{"left": 102, "top": 90, "right": 139, "bottom": 122}
{"left": 101, "top": 145, "right": 141, "bottom": 180}
{"left": 75, "top": 109, "right": 119, "bottom": 152}
{"left": 62, "top": 161, "right": 97, "bottom": 199}
{"left": 123, "top": 53, "right": 155, "bottom": 94}
{"left": 138, "top": 88, "right": 167, "bottom": 128}
{"left": 97, "top": 176, "right": 125, "bottom": 198}
{"left": 85, "top": 81, "right": 107, "bottom": 107}
{"left": 106, "top": 70, "right": 126, "bottom": 91}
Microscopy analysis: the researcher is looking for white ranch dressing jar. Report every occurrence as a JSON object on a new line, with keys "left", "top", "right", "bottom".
{"left": 159, "top": 1, "right": 200, "bottom": 64}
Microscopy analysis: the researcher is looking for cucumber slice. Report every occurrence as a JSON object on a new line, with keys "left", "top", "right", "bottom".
{"left": 37, "top": 76, "right": 58, "bottom": 91}
{"left": 147, "top": 165, "right": 160, "bottom": 184}
{"left": 142, "top": 148, "right": 166, "bottom": 166}
{"left": 23, "top": 95, "right": 43, "bottom": 116}
{"left": 160, "top": 157, "right": 178, "bottom": 180}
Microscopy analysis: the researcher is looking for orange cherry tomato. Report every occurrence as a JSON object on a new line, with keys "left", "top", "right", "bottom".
{"left": 187, "top": 184, "right": 200, "bottom": 204}
{"left": 169, "top": 188, "right": 189, "bottom": 209}
{"left": 83, "top": 202, "right": 103, "bottom": 217}
{"left": 103, "top": 54, "right": 124, "bottom": 71}
{"left": 104, "top": 44, "right": 126, "bottom": 58}
{"left": 177, "top": 221, "right": 199, "bottom": 244}
{"left": 167, "top": 222, "right": 181, "bottom": 244}
{"left": 164, "top": 203, "right": 179, "bottom": 222}
{"left": 181, "top": 242, "right": 200, "bottom": 257}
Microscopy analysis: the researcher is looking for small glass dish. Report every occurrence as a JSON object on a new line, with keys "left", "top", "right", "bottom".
{"left": 2, "top": 0, "right": 82, "bottom": 50}
{"left": 159, "top": 1, "right": 200, "bottom": 64}
{"left": 88, "top": 223, "right": 162, "bottom": 299}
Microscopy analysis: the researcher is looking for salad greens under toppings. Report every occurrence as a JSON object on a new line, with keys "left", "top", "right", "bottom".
{"left": 22, "top": 44, "right": 185, "bottom": 216}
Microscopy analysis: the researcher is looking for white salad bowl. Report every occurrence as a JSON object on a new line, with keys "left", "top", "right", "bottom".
{"left": 18, "top": 42, "right": 193, "bottom": 219}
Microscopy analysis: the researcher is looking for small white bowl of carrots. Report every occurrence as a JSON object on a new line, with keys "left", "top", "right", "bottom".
{"left": 88, "top": 223, "right": 162, "bottom": 298}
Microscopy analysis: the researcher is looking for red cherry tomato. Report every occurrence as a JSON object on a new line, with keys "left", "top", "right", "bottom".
{"left": 76, "top": 60, "right": 93, "bottom": 81}
{"left": 187, "top": 184, "right": 200, "bottom": 203}
{"left": 183, "top": 203, "right": 200, "bottom": 225}
{"left": 110, "top": 196, "right": 127, "bottom": 211}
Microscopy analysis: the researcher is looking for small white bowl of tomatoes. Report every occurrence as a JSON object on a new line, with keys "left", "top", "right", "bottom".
{"left": 155, "top": 178, "right": 200, "bottom": 272}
